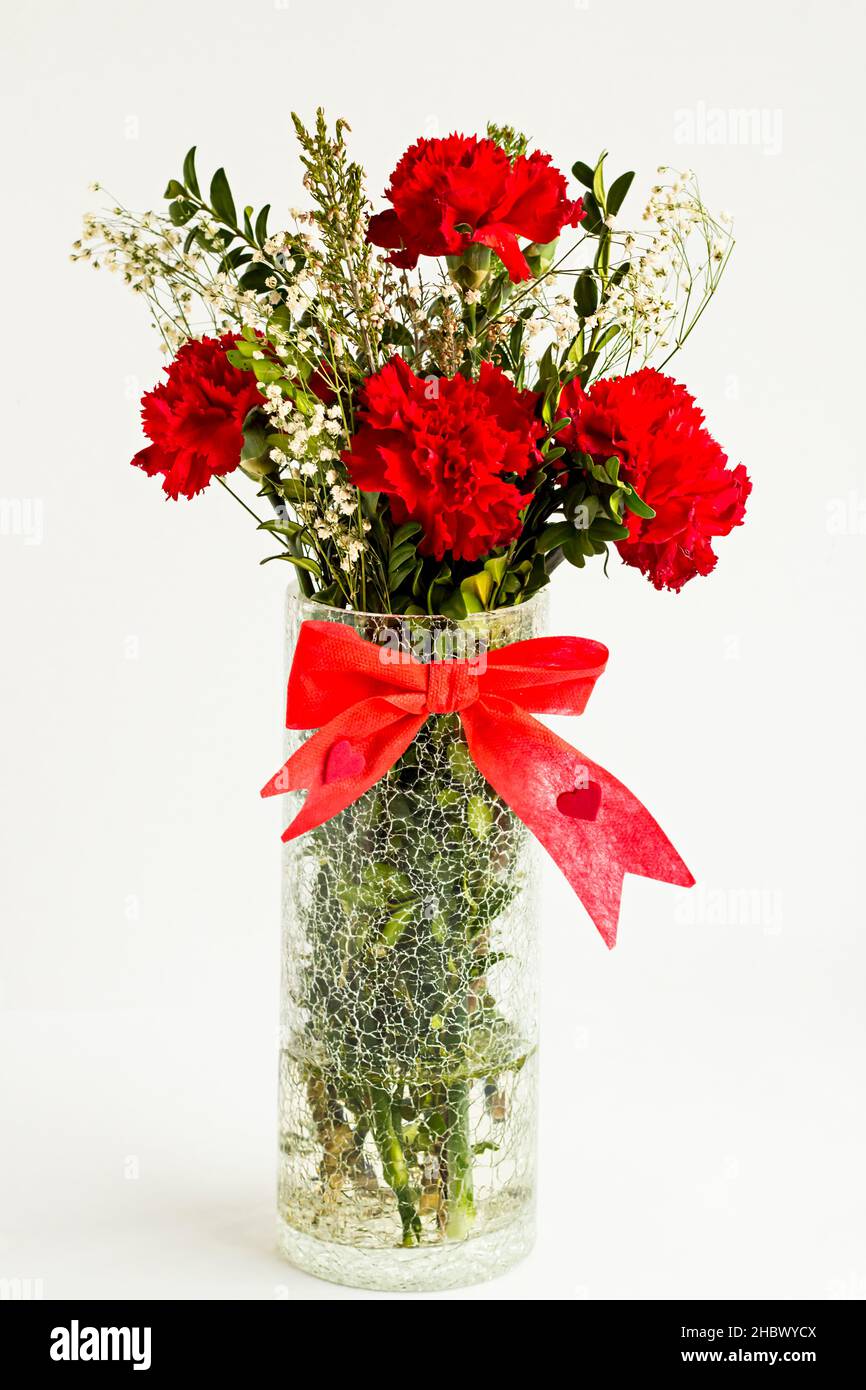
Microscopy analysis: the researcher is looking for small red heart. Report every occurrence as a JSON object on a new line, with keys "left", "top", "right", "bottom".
{"left": 557, "top": 781, "right": 602, "bottom": 821}
{"left": 324, "top": 738, "right": 365, "bottom": 784}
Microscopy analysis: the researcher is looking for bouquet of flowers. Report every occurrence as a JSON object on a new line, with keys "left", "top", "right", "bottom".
{"left": 77, "top": 115, "right": 749, "bottom": 1288}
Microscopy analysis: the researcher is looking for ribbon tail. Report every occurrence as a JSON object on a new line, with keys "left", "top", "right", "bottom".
{"left": 461, "top": 697, "right": 693, "bottom": 948}
{"left": 261, "top": 695, "right": 427, "bottom": 841}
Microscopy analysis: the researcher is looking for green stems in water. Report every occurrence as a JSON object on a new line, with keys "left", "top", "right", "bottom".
{"left": 368, "top": 1084, "right": 422, "bottom": 1247}
{"left": 290, "top": 665, "right": 530, "bottom": 1248}
{"left": 444, "top": 1078, "right": 475, "bottom": 1239}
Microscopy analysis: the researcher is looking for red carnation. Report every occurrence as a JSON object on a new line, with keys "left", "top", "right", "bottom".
{"left": 342, "top": 357, "right": 544, "bottom": 562}
{"left": 132, "top": 334, "right": 262, "bottom": 500}
{"left": 559, "top": 368, "right": 750, "bottom": 591}
{"left": 367, "top": 134, "right": 584, "bottom": 283}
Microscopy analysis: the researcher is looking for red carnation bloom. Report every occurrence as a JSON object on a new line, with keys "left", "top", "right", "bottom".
{"left": 559, "top": 368, "right": 750, "bottom": 591}
{"left": 132, "top": 334, "right": 262, "bottom": 500}
{"left": 342, "top": 357, "right": 544, "bottom": 562}
{"left": 367, "top": 134, "right": 584, "bottom": 283}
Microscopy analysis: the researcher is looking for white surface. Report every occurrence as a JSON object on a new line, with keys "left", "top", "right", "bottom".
{"left": 2, "top": 0, "right": 865, "bottom": 1301}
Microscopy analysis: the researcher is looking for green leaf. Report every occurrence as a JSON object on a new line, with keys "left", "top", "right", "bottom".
{"left": 580, "top": 190, "right": 604, "bottom": 235}
{"left": 241, "top": 421, "right": 268, "bottom": 462}
{"left": 267, "top": 305, "right": 293, "bottom": 339}
{"left": 562, "top": 480, "right": 587, "bottom": 520}
{"left": 581, "top": 495, "right": 604, "bottom": 526}
{"left": 576, "top": 350, "right": 599, "bottom": 383}
{"left": 182, "top": 146, "right": 201, "bottom": 199}
{"left": 523, "top": 238, "right": 559, "bottom": 277}
{"left": 589, "top": 518, "right": 630, "bottom": 541}
{"left": 439, "top": 588, "right": 467, "bottom": 620}
{"left": 483, "top": 555, "right": 508, "bottom": 584}
{"left": 380, "top": 902, "right": 416, "bottom": 949}
{"left": 542, "top": 378, "right": 562, "bottom": 427}
{"left": 574, "top": 270, "right": 599, "bottom": 318}
{"left": 251, "top": 358, "right": 283, "bottom": 384}
{"left": 312, "top": 582, "right": 344, "bottom": 607}
{"left": 562, "top": 533, "right": 590, "bottom": 567}
{"left": 239, "top": 262, "right": 276, "bottom": 293}
{"left": 536, "top": 520, "right": 575, "bottom": 554}
{"left": 168, "top": 198, "right": 196, "bottom": 226}
{"left": 391, "top": 521, "right": 422, "bottom": 549}
{"left": 163, "top": 179, "right": 185, "bottom": 199}
{"left": 209, "top": 167, "right": 237, "bottom": 228}
{"left": 508, "top": 319, "right": 524, "bottom": 364}
{"left": 447, "top": 741, "right": 475, "bottom": 782}
{"left": 426, "top": 562, "right": 452, "bottom": 614}
{"left": 460, "top": 570, "right": 496, "bottom": 611}
{"left": 606, "top": 170, "right": 635, "bottom": 217}
{"left": 624, "top": 488, "right": 656, "bottom": 519}
{"left": 388, "top": 542, "right": 417, "bottom": 571}
{"left": 273, "top": 477, "right": 307, "bottom": 505}
{"left": 571, "top": 160, "right": 594, "bottom": 188}
{"left": 222, "top": 246, "right": 252, "bottom": 271}
{"left": 389, "top": 558, "right": 418, "bottom": 590}
{"left": 467, "top": 796, "right": 494, "bottom": 841}
{"left": 254, "top": 204, "right": 271, "bottom": 245}
{"left": 225, "top": 349, "right": 255, "bottom": 372}
{"left": 609, "top": 260, "right": 630, "bottom": 289}
{"left": 535, "top": 342, "right": 559, "bottom": 398}
{"left": 594, "top": 229, "right": 611, "bottom": 279}
{"left": 257, "top": 518, "right": 304, "bottom": 538}
{"left": 592, "top": 151, "right": 608, "bottom": 210}
{"left": 381, "top": 321, "right": 414, "bottom": 350}
{"left": 523, "top": 553, "right": 550, "bottom": 599}
{"left": 594, "top": 324, "right": 620, "bottom": 351}
{"left": 259, "top": 552, "right": 321, "bottom": 576}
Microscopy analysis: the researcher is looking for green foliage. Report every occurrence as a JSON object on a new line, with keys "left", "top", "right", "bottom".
{"left": 162, "top": 145, "right": 292, "bottom": 294}
{"left": 160, "top": 133, "right": 648, "bottom": 606}
{"left": 486, "top": 122, "right": 530, "bottom": 161}
{"left": 79, "top": 114, "right": 732, "bottom": 615}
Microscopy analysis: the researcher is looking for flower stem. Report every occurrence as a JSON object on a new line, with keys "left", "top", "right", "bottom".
{"left": 444, "top": 1078, "right": 475, "bottom": 1239}
{"left": 368, "top": 1084, "right": 421, "bottom": 1247}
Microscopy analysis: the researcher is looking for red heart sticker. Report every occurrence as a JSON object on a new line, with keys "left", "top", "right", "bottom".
{"left": 324, "top": 738, "right": 365, "bottom": 784}
{"left": 556, "top": 781, "right": 602, "bottom": 821}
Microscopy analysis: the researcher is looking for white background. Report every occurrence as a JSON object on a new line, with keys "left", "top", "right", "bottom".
{"left": 2, "top": 0, "right": 864, "bottom": 1302}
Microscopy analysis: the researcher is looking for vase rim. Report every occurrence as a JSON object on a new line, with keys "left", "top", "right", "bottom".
{"left": 287, "top": 585, "right": 548, "bottom": 624}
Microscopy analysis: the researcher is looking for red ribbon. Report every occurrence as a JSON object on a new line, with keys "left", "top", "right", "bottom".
{"left": 261, "top": 620, "right": 694, "bottom": 947}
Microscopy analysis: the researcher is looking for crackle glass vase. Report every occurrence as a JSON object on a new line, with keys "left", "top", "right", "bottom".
{"left": 276, "top": 590, "right": 545, "bottom": 1291}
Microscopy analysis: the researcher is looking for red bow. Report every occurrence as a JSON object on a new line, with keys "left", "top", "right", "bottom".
{"left": 261, "top": 620, "right": 693, "bottom": 947}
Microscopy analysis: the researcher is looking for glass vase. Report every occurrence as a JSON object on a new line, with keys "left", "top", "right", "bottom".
{"left": 276, "top": 590, "right": 546, "bottom": 1291}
